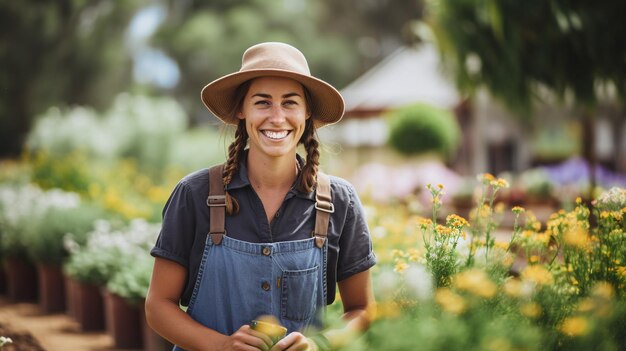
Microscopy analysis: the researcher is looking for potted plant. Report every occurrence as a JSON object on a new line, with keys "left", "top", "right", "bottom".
{"left": 105, "top": 253, "right": 154, "bottom": 350}
{"left": 0, "top": 184, "right": 46, "bottom": 302}
{"left": 23, "top": 203, "right": 106, "bottom": 313}
{"left": 64, "top": 219, "right": 126, "bottom": 331}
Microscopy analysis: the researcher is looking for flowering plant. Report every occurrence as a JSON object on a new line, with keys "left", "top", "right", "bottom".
{"left": 357, "top": 176, "right": 626, "bottom": 351}
{"left": 0, "top": 336, "right": 12, "bottom": 349}
{"left": 64, "top": 219, "right": 159, "bottom": 288}
{"left": 0, "top": 184, "right": 80, "bottom": 258}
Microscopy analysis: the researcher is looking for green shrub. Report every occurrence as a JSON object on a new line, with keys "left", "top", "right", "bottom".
{"left": 23, "top": 203, "right": 109, "bottom": 265}
{"left": 64, "top": 219, "right": 159, "bottom": 287}
{"left": 106, "top": 253, "right": 153, "bottom": 305}
{"left": 0, "top": 184, "right": 80, "bottom": 259}
{"left": 387, "top": 103, "right": 460, "bottom": 160}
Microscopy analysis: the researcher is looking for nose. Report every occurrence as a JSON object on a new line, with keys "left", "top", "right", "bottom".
{"left": 268, "top": 105, "right": 286, "bottom": 123}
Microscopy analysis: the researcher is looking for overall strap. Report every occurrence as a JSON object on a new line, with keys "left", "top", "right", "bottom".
{"left": 207, "top": 164, "right": 226, "bottom": 245}
{"left": 313, "top": 171, "right": 333, "bottom": 248}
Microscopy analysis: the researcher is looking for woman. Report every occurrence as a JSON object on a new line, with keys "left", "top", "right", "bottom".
{"left": 146, "top": 42, "right": 376, "bottom": 351}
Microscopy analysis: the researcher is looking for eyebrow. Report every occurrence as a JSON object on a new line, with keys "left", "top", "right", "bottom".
{"left": 251, "top": 92, "right": 303, "bottom": 99}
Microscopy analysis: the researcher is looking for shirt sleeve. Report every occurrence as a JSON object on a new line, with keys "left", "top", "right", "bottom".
{"left": 336, "top": 184, "right": 377, "bottom": 281}
{"left": 150, "top": 180, "right": 196, "bottom": 268}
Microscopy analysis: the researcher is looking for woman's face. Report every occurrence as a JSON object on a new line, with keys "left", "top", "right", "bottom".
{"left": 239, "top": 76, "right": 310, "bottom": 159}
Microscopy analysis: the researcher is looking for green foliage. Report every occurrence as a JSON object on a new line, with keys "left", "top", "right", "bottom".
{"left": 106, "top": 252, "right": 153, "bottom": 305}
{"left": 0, "top": 184, "right": 80, "bottom": 259}
{"left": 425, "top": 0, "right": 626, "bottom": 115}
{"left": 23, "top": 203, "right": 109, "bottom": 265}
{"left": 387, "top": 103, "right": 460, "bottom": 159}
{"left": 64, "top": 219, "right": 158, "bottom": 287}
{"left": 152, "top": 0, "right": 362, "bottom": 123}
{"left": 27, "top": 151, "right": 92, "bottom": 195}
{"left": 367, "top": 179, "right": 626, "bottom": 351}
{"left": 0, "top": 0, "right": 147, "bottom": 156}
{"left": 26, "top": 93, "right": 188, "bottom": 178}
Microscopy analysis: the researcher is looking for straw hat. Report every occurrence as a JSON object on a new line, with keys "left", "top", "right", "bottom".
{"left": 201, "top": 42, "right": 345, "bottom": 128}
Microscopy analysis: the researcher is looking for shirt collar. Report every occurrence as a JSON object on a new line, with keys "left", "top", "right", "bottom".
{"left": 226, "top": 150, "right": 316, "bottom": 202}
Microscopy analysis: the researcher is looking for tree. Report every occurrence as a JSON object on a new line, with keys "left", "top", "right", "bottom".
{"left": 153, "top": 0, "right": 426, "bottom": 125}
{"left": 0, "top": 0, "right": 145, "bottom": 157}
{"left": 425, "top": 0, "right": 626, "bottom": 194}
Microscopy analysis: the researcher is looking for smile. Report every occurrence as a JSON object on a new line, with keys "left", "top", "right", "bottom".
{"left": 261, "top": 130, "right": 291, "bottom": 140}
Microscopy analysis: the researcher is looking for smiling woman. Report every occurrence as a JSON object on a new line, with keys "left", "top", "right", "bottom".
{"left": 145, "top": 42, "right": 377, "bottom": 351}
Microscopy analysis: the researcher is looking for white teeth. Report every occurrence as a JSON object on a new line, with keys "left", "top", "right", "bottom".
{"left": 262, "top": 130, "right": 289, "bottom": 139}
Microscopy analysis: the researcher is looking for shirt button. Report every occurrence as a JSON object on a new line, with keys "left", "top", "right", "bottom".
{"left": 274, "top": 211, "right": 280, "bottom": 218}
{"left": 262, "top": 247, "right": 271, "bottom": 256}
{"left": 262, "top": 282, "right": 271, "bottom": 291}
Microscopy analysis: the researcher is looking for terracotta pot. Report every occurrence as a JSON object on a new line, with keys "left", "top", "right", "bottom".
{"left": 0, "top": 264, "right": 6, "bottom": 295}
{"left": 37, "top": 264, "right": 66, "bottom": 313}
{"left": 138, "top": 300, "right": 175, "bottom": 351}
{"left": 64, "top": 274, "right": 77, "bottom": 318}
{"left": 74, "top": 281, "right": 105, "bottom": 331}
{"left": 4, "top": 256, "right": 38, "bottom": 302}
{"left": 104, "top": 290, "right": 143, "bottom": 349}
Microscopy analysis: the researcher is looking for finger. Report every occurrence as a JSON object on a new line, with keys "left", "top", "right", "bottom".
{"left": 270, "top": 332, "right": 308, "bottom": 351}
{"left": 237, "top": 325, "right": 273, "bottom": 351}
{"left": 246, "top": 329, "right": 274, "bottom": 349}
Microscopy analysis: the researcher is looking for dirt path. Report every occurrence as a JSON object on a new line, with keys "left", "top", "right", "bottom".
{"left": 0, "top": 297, "right": 136, "bottom": 351}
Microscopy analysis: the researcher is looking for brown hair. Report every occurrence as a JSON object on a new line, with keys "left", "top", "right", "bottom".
{"left": 221, "top": 80, "right": 320, "bottom": 215}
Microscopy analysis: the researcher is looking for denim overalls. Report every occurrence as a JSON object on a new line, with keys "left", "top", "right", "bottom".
{"left": 172, "top": 165, "right": 333, "bottom": 350}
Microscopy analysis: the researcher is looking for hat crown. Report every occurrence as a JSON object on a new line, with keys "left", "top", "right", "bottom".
{"left": 240, "top": 42, "right": 311, "bottom": 76}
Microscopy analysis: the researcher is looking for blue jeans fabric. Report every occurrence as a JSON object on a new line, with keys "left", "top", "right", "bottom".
{"left": 173, "top": 234, "right": 327, "bottom": 350}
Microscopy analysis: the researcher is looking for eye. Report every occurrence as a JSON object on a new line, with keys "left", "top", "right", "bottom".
{"left": 254, "top": 100, "right": 271, "bottom": 106}
{"left": 283, "top": 100, "right": 298, "bottom": 106}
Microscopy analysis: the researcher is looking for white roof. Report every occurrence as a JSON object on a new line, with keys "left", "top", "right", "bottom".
{"left": 340, "top": 43, "right": 460, "bottom": 112}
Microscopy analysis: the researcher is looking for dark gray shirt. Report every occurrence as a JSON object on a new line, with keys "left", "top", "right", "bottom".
{"left": 151, "top": 154, "right": 376, "bottom": 306}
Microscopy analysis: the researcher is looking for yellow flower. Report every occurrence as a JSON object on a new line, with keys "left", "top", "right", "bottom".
{"left": 563, "top": 228, "right": 590, "bottom": 248}
{"left": 512, "top": 206, "right": 525, "bottom": 214}
{"left": 503, "top": 279, "right": 524, "bottom": 298}
{"left": 407, "top": 248, "right": 420, "bottom": 262}
{"left": 418, "top": 217, "right": 433, "bottom": 229}
{"left": 483, "top": 337, "right": 512, "bottom": 351}
{"left": 494, "top": 241, "right": 509, "bottom": 251}
{"left": 394, "top": 261, "right": 408, "bottom": 273}
{"left": 435, "top": 288, "right": 466, "bottom": 315}
{"left": 600, "top": 211, "right": 610, "bottom": 219}
{"left": 576, "top": 197, "right": 582, "bottom": 205}
{"left": 559, "top": 317, "right": 589, "bottom": 337}
{"left": 490, "top": 178, "right": 509, "bottom": 189}
{"left": 375, "top": 300, "right": 400, "bottom": 319}
{"left": 521, "top": 265, "right": 553, "bottom": 286}
{"left": 482, "top": 173, "right": 495, "bottom": 183}
{"left": 435, "top": 224, "right": 453, "bottom": 236}
{"left": 453, "top": 269, "right": 497, "bottom": 298}
{"left": 392, "top": 249, "right": 406, "bottom": 259}
{"left": 437, "top": 183, "right": 444, "bottom": 189}
{"left": 591, "top": 282, "right": 614, "bottom": 300}
{"left": 577, "top": 298, "right": 594, "bottom": 313}
{"left": 529, "top": 255, "right": 540, "bottom": 264}
{"left": 446, "top": 214, "right": 470, "bottom": 228}
{"left": 494, "top": 202, "right": 505, "bottom": 214}
{"left": 520, "top": 302, "right": 542, "bottom": 318}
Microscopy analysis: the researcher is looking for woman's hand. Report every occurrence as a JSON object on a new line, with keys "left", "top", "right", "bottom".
{"left": 221, "top": 325, "right": 274, "bottom": 351}
{"left": 269, "top": 332, "right": 318, "bottom": 351}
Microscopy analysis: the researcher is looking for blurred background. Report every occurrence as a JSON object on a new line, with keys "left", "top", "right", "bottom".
{"left": 1, "top": 1, "right": 626, "bottom": 350}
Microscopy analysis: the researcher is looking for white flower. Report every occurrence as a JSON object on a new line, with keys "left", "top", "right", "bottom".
{"left": 0, "top": 336, "right": 13, "bottom": 347}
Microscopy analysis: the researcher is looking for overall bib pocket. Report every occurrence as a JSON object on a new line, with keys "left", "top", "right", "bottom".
{"left": 281, "top": 265, "right": 319, "bottom": 321}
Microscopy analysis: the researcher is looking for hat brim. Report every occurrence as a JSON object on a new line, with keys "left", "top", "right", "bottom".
{"left": 201, "top": 69, "right": 345, "bottom": 128}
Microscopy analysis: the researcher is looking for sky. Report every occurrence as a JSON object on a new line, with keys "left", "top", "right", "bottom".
{"left": 127, "top": 4, "right": 180, "bottom": 89}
